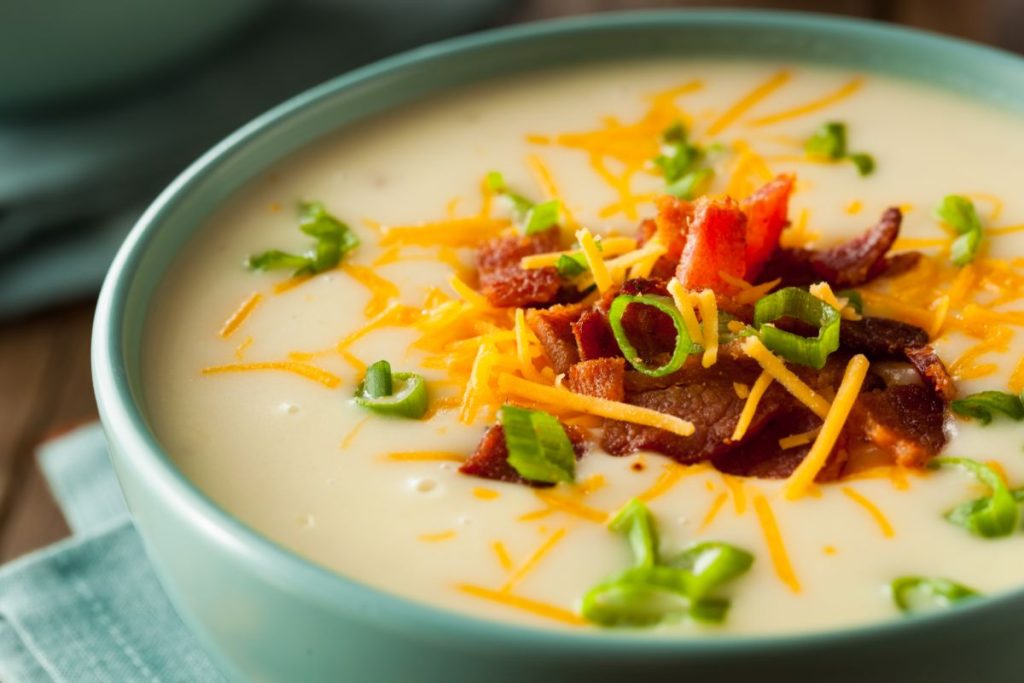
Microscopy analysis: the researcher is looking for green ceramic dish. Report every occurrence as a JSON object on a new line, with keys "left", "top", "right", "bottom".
{"left": 93, "top": 11, "right": 1024, "bottom": 682}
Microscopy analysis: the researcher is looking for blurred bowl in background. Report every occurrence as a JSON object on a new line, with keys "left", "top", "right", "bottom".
{"left": 0, "top": 0, "right": 271, "bottom": 112}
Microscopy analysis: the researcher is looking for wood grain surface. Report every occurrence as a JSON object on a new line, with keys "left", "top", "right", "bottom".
{"left": 0, "top": 0, "right": 1018, "bottom": 563}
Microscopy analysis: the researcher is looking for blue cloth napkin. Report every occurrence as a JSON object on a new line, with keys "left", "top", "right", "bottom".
{"left": 0, "top": 424, "right": 225, "bottom": 682}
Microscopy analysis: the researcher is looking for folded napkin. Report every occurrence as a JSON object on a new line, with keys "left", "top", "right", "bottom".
{"left": 0, "top": 424, "right": 225, "bottom": 682}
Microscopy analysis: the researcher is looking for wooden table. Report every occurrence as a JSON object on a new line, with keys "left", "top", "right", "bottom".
{"left": 1, "top": 0, "right": 1019, "bottom": 563}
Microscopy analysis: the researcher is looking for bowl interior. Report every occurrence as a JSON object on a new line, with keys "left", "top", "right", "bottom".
{"left": 95, "top": 9, "right": 1024, "bottom": 655}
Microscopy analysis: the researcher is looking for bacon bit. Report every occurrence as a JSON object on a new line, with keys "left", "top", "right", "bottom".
{"left": 752, "top": 492, "right": 801, "bottom": 594}
{"left": 341, "top": 264, "right": 399, "bottom": 317}
{"left": 742, "top": 174, "right": 795, "bottom": 278}
{"left": 219, "top": 292, "right": 263, "bottom": 338}
{"left": 841, "top": 487, "right": 895, "bottom": 538}
{"left": 637, "top": 462, "right": 708, "bottom": 502}
{"left": 455, "top": 583, "right": 585, "bottom": 626}
{"left": 340, "top": 417, "right": 369, "bottom": 450}
{"left": 747, "top": 76, "right": 865, "bottom": 127}
{"left": 473, "top": 487, "right": 501, "bottom": 501}
{"left": 201, "top": 361, "right": 341, "bottom": 389}
{"left": 699, "top": 492, "right": 729, "bottom": 531}
{"left": 234, "top": 335, "right": 254, "bottom": 360}
{"left": 500, "top": 528, "right": 568, "bottom": 592}
{"left": 419, "top": 530, "right": 457, "bottom": 542}
{"left": 676, "top": 196, "right": 748, "bottom": 293}
{"left": 491, "top": 541, "right": 514, "bottom": 571}
{"left": 383, "top": 451, "right": 466, "bottom": 462}
{"left": 706, "top": 70, "right": 792, "bottom": 136}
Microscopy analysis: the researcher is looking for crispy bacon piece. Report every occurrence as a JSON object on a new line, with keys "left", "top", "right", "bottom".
{"left": 846, "top": 385, "right": 948, "bottom": 468}
{"left": 905, "top": 345, "right": 957, "bottom": 402}
{"left": 758, "top": 208, "right": 905, "bottom": 288}
{"left": 651, "top": 196, "right": 691, "bottom": 261}
{"left": 675, "top": 196, "right": 748, "bottom": 293}
{"left": 525, "top": 304, "right": 585, "bottom": 374}
{"left": 839, "top": 317, "right": 929, "bottom": 357}
{"left": 564, "top": 357, "right": 626, "bottom": 402}
{"left": 477, "top": 227, "right": 562, "bottom": 307}
{"left": 459, "top": 423, "right": 588, "bottom": 486}
{"left": 742, "top": 174, "right": 795, "bottom": 280}
{"left": 571, "top": 309, "right": 619, "bottom": 361}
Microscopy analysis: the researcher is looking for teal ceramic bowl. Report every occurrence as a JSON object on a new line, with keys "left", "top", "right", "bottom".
{"left": 93, "top": 11, "right": 1024, "bottom": 682}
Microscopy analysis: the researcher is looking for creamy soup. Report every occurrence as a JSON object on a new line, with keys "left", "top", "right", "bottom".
{"left": 144, "top": 60, "right": 1024, "bottom": 634}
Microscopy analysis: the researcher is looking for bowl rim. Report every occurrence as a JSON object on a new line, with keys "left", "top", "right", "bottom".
{"left": 93, "top": 7, "right": 1024, "bottom": 657}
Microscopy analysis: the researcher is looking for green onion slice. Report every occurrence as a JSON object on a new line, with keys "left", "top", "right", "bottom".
{"left": 354, "top": 367, "right": 428, "bottom": 419}
{"left": 556, "top": 253, "right": 588, "bottom": 278}
{"left": 835, "top": 289, "right": 864, "bottom": 315}
{"left": 935, "top": 195, "right": 983, "bottom": 266}
{"left": 608, "top": 294, "right": 697, "bottom": 377}
{"left": 247, "top": 201, "right": 359, "bottom": 276}
{"left": 951, "top": 390, "right": 1024, "bottom": 425}
{"left": 581, "top": 572, "right": 690, "bottom": 627}
{"left": 753, "top": 287, "right": 841, "bottom": 369}
{"left": 805, "top": 122, "right": 847, "bottom": 160}
{"left": 525, "top": 199, "right": 561, "bottom": 235}
{"left": 486, "top": 171, "right": 560, "bottom": 235}
{"left": 891, "top": 576, "right": 979, "bottom": 615}
{"left": 666, "top": 167, "right": 714, "bottom": 200}
{"left": 653, "top": 122, "right": 715, "bottom": 197}
{"left": 499, "top": 405, "right": 576, "bottom": 484}
{"left": 608, "top": 499, "right": 659, "bottom": 569}
{"left": 848, "top": 152, "right": 875, "bottom": 177}
{"left": 930, "top": 457, "right": 1019, "bottom": 538}
{"left": 664, "top": 542, "right": 755, "bottom": 601}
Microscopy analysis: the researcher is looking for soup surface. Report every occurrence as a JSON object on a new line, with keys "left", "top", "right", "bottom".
{"left": 144, "top": 60, "right": 1024, "bottom": 634}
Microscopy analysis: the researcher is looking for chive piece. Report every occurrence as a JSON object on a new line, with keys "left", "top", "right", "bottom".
{"left": 848, "top": 152, "right": 875, "bottom": 177}
{"left": 891, "top": 576, "right": 979, "bottom": 615}
{"left": 524, "top": 199, "right": 561, "bottom": 235}
{"left": 499, "top": 405, "right": 576, "bottom": 484}
{"left": 556, "top": 253, "right": 588, "bottom": 278}
{"left": 653, "top": 121, "right": 715, "bottom": 197}
{"left": 609, "top": 499, "right": 659, "bottom": 569}
{"left": 935, "top": 195, "right": 984, "bottom": 266}
{"left": 354, "top": 370, "right": 428, "bottom": 419}
{"left": 247, "top": 201, "right": 359, "bottom": 276}
{"left": 805, "top": 122, "right": 847, "bottom": 160}
{"left": 665, "top": 542, "right": 755, "bottom": 601}
{"left": 951, "top": 390, "right": 1024, "bottom": 425}
{"left": 930, "top": 457, "right": 1019, "bottom": 538}
{"left": 362, "top": 360, "right": 393, "bottom": 399}
{"left": 753, "top": 287, "right": 841, "bottom": 369}
{"left": 580, "top": 500, "right": 753, "bottom": 628}
{"left": 607, "top": 294, "right": 697, "bottom": 377}
{"left": 486, "top": 170, "right": 559, "bottom": 233}
{"left": 835, "top": 289, "right": 864, "bottom": 315}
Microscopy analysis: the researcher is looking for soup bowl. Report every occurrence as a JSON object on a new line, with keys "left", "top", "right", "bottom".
{"left": 93, "top": 10, "right": 1024, "bottom": 682}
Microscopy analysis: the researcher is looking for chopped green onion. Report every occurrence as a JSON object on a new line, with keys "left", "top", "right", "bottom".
{"left": 753, "top": 287, "right": 841, "bottom": 369}
{"left": 664, "top": 542, "right": 755, "bottom": 601}
{"left": 930, "top": 457, "right": 1019, "bottom": 538}
{"left": 609, "top": 499, "right": 659, "bottom": 569}
{"left": 891, "top": 576, "right": 979, "bottom": 615}
{"left": 499, "top": 405, "right": 575, "bottom": 484}
{"left": 935, "top": 195, "right": 984, "bottom": 266}
{"left": 247, "top": 201, "right": 359, "bottom": 276}
{"left": 805, "top": 122, "right": 875, "bottom": 177}
{"left": 556, "top": 253, "right": 588, "bottom": 278}
{"left": 580, "top": 499, "right": 753, "bottom": 628}
{"left": 486, "top": 170, "right": 560, "bottom": 234}
{"left": 836, "top": 289, "right": 864, "bottom": 315}
{"left": 608, "top": 294, "right": 697, "bottom": 377}
{"left": 951, "top": 390, "right": 1024, "bottom": 424}
{"left": 805, "top": 122, "right": 847, "bottom": 160}
{"left": 947, "top": 488, "right": 1024, "bottom": 531}
{"left": 848, "top": 152, "right": 875, "bottom": 177}
{"left": 354, "top": 367, "right": 428, "bottom": 419}
{"left": 653, "top": 122, "right": 715, "bottom": 197}
{"left": 362, "top": 360, "right": 393, "bottom": 399}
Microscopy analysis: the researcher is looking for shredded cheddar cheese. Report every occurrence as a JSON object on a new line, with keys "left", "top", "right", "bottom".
{"left": 341, "top": 264, "right": 399, "bottom": 317}
{"left": 233, "top": 335, "right": 253, "bottom": 360}
{"left": 381, "top": 217, "right": 510, "bottom": 248}
{"left": 730, "top": 371, "right": 773, "bottom": 441}
{"left": 519, "top": 237, "right": 637, "bottom": 269}
{"left": 752, "top": 492, "right": 801, "bottom": 593}
{"left": 809, "top": 281, "right": 860, "bottom": 321}
{"left": 534, "top": 490, "right": 608, "bottom": 524}
{"left": 696, "top": 289, "right": 719, "bottom": 368}
{"left": 383, "top": 451, "right": 466, "bottom": 462}
{"left": 498, "top": 374, "right": 695, "bottom": 437}
{"left": 449, "top": 273, "right": 490, "bottom": 309}
{"left": 841, "top": 487, "right": 895, "bottom": 538}
{"left": 500, "top": 528, "right": 568, "bottom": 592}
{"left": 575, "top": 228, "right": 612, "bottom": 293}
{"left": 667, "top": 278, "right": 704, "bottom": 345}
{"left": 218, "top": 292, "right": 263, "bottom": 338}
{"left": 340, "top": 416, "right": 369, "bottom": 449}
{"left": 732, "top": 382, "right": 750, "bottom": 399}
{"left": 637, "top": 462, "right": 708, "bottom": 502}
{"left": 699, "top": 492, "right": 729, "bottom": 531}
{"left": 455, "top": 584, "right": 585, "bottom": 626}
{"left": 705, "top": 69, "right": 792, "bottom": 136}
{"left": 201, "top": 361, "right": 341, "bottom": 389}
{"left": 778, "top": 428, "right": 820, "bottom": 450}
{"left": 491, "top": 541, "right": 514, "bottom": 571}
{"left": 721, "top": 474, "right": 748, "bottom": 515}
{"left": 784, "top": 355, "right": 870, "bottom": 499}
{"left": 745, "top": 76, "right": 864, "bottom": 127}
{"left": 741, "top": 337, "right": 831, "bottom": 419}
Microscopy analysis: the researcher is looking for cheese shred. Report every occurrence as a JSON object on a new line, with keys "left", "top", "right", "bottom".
{"left": 696, "top": 289, "right": 719, "bottom": 368}
{"left": 741, "top": 337, "right": 831, "bottom": 419}
{"left": 575, "top": 228, "right": 613, "bottom": 293}
{"left": 730, "top": 371, "right": 773, "bottom": 441}
{"left": 667, "top": 278, "right": 704, "bottom": 345}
